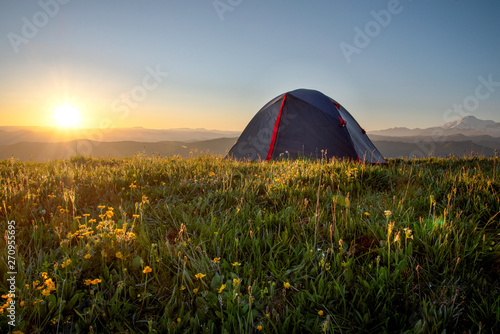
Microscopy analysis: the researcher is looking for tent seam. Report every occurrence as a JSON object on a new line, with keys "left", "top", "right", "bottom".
{"left": 266, "top": 94, "right": 287, "bottom": 160}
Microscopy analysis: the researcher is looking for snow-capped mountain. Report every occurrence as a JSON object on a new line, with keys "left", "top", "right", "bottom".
{"left": 440, "top": 115, "right": 499, "bottom": 130}
{"left": 370, "top": 116, "right": 500, "bottom": 137}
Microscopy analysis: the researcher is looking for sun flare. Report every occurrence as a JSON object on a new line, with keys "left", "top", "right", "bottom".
{"left": 53, "top": 104, "right": 81, "bottom": 127}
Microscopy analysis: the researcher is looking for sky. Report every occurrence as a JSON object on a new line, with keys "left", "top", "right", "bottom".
{"left": 0, "top": 0, "right": 499, "bottom": 132}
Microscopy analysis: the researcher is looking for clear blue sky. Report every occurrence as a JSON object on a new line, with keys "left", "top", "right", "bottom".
{"left": 1, "top": 0, "right": 499, "bottom": 131}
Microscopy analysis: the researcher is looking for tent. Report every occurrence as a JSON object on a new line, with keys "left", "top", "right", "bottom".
{"left": 227, "top": 88, "right": 386, "bottom": 163}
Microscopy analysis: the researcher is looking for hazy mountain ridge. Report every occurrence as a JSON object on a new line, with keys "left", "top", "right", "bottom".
{"left": 0, "top": 138, "right": 239, "bottom": 161}
{"left": 1, "top": 116, "right": 499, "bottom": 161}
{"left": 370, "top": 116, "right": 500, "bottom": 138}
{"left": 0, "top": 126, "right": 242, "bottom": 145}
{"left": 367, "top": 116, "right": 500, "bottom": 158}
{"left": 372, "top": 140, "right": 497, "bottom": 159}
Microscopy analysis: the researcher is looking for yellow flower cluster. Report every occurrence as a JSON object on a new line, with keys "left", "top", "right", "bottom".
{"left": 62, "top": 206, "right": 137, "bottom": 265}
{"left": 194, "top": 273, "right": 206, "bottom": 280}
{"left": 0, "top": 294, "right": 14, "bottom": 314}
{"left": 31, "top": 273, "right": 57, "bottom": 298}
{"left": 84, "top": 278, "right": 102, "bottom": 286}
{"left": 61, "top": 258, "right": 71, "bottom": 268}
{"left": 41, "top": 278, "right": 56, "bottom": 296}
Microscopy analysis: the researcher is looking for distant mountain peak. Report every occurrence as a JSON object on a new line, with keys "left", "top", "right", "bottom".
{"left": 441, "top": 115, "right": 498, "bottom": 130}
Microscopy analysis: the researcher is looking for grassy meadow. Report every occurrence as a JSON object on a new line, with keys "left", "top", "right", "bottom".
{"left": 0, "top": 154, "right": 499, "bottom": 333}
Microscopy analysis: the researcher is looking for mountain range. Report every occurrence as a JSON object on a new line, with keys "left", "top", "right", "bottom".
{"left": 370, "top": 115, "right": 500, "bottom": 138}
{"left": 367, "top": 115, "right": 500, "bottom": 158}
{"left": 1, "top": 116, "right": 499, "bottom": 161}
{"left": 0, "top": 126, "right": 241, "bottom": 146}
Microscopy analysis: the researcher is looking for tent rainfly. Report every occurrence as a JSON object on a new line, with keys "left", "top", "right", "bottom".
{"left": 227, "top": 88, "right": 386, "bottom": 163}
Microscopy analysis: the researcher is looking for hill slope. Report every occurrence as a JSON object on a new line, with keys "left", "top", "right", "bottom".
{"left": 0, "top": 138, "right": 238, "bottom": 161}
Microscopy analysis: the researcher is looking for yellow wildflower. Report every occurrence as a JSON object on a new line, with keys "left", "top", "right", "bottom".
{"left": 143, "top": 266, "right": 152, "bottom": 274}
{"left": 45, "top": 278, "right": 56, "bottom": 290}
{"left": 194, "top": 273, "right": 206, "bottom": 280}
{"left": 213, "top": 257, "right": 221, "bottom": 264}
{"left": 180, "top": 286, "right": 186, "bottom": 291}
{"left": 41, "top": 289, "right": 51, "bottom": 296}
{"left": 84, "top": 254, "right": 92, "bottom": 259}
{"left": 318, "top": 310, "right": 324, "bottom": 316}
{"left": 257, "top": 325, "right": 263, "bottom": 331}
{"left": 116, "top": 252, "right": 123, "bottom": 259}
{"left": 193, "top": 288, "right": 199, "bottom": 294}
{"left": 218, "top": 284, "right": 226, "bottom": 293}
{"left": 176, "top": 318, "right": 181, "bottom": 323}
{"left": 232, "top": 262, "right": 241, "bottom": 267}
{"left": 283, "top": 282, "right": 291, "bottom": 289}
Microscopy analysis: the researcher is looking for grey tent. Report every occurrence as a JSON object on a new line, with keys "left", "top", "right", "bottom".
{"left": 227, "top": 89, "right": 386, "bottom": 163}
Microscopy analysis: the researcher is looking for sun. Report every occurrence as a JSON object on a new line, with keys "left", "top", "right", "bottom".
{"left": 53, "top": 104, "right": 81, "bottom": 127}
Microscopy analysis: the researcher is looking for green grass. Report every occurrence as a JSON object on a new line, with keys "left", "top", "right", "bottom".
{"left": 0, "top": 154, "right": 499, "bottom": 333}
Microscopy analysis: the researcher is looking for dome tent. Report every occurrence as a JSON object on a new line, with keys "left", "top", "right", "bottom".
{"left": 227, "top": 89, "right": 386, "bottom": 163}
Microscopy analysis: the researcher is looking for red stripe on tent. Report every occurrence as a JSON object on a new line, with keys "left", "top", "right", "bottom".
{"left": 266, "top": 94, "right": 287, "bottom": 160}
{"left": 339, "top": 116, "right": 347, "bottom": 127}
{"left": 332, "top": 101, "right": 340, "bottom": 109}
